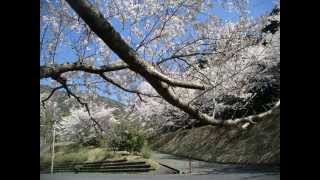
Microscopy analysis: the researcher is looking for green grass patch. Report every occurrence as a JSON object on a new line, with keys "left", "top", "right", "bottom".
{"left": 40, "top": 144, "right": 115, "bottom": 168}
{"left": 40, "top": 142, "right": 155, "bottom": 170}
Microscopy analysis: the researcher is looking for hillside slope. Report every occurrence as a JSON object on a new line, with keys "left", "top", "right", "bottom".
{"left": 151, "top": 103, "right": 279, "bottom": 164}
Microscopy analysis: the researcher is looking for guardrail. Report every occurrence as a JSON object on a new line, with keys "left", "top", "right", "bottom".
{"left": 157, "top": 162, "right": 180, "bottom": 174}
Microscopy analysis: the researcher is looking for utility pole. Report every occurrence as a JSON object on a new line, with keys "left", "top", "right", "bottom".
{"left": 50, "top": 111, "right": 56, "bottom": 174}
{"left": 212, "top": 76, "right": 218, "bottom": 122}
{"left": 189, "top": 156, "right": 192, "bottom": 174}
{"left": 188, "top": 124, "right": 194, "bottom": 175}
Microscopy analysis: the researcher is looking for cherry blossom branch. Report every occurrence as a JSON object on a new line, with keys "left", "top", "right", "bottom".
{"left": 51, "top": 75, "right": 104, "bottom": 133}
{"left": 135, "top": 0, "right": 186, "bottom": 51}
{"left": 99, "top": 73, "right": 160, "bottom": 99}
{"left": 64, "top": 0, "right": 275, "bottom": 128}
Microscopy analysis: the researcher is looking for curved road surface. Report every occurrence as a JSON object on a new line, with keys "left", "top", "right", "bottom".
{"left": 41, "top": 173, "right": 279, "bottom": 180}
{"left": 151, "top": 152, "right": 280, "bottom": 175}
{"left": 40, "top": 151, "right": 279, "bottom": 180}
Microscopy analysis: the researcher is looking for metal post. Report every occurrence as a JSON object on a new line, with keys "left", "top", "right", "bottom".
{"left": 189, "top": 156, "right": 192, "bottom": 174}
{"left": 188, "top": 125, "right": 194, "bottom": 174}
{"left": 50, "top": 120, "right": 56, "bottom": 174}
{"left": 212, "top": 77, "right": 217, "bottom": 121}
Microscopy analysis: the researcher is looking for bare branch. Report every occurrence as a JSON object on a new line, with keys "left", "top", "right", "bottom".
{"left": 41, "top": 85, "right": 64, "bottom": 105}
{"left": 157, "top": 52, "right": 213, "bottom": 65}
{"left": 40, "top": 61, "right": 128, "bottom": 79}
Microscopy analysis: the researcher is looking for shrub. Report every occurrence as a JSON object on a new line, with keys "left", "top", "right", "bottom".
{"left": 108, "top": 123, "right": 147, "bottom": 153}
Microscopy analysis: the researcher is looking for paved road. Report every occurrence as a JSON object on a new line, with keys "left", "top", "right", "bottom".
{"left": 40, "top": 173, "right": 279, "bottom": 180}
{"left": 151, "top": 151, "right": 280, "bottom": 175}
{"left": 40, "top": 151, "right": 280, "bottom": 180}
{"left": 152, "top": 151, "right": 223, "bottom": 174}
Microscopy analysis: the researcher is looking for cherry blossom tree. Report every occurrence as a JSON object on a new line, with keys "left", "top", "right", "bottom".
{"left": 40, "top": 0, "right": 280, "bottom": 130}
{"left": 57, "top": 105, "right": 118, "bottom": 142}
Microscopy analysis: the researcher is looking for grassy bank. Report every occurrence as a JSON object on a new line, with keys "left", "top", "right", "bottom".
{"left": 40, "top": 143, "right": 158, "bottom": 170}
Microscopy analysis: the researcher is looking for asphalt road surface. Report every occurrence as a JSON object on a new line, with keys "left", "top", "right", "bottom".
{"left": 151, "top": 152, "right": 280, "bottom": 175}
{"left": 40, "top": 152, "right": 280, "bottom": 180}
{"left": 40, "top": 173, "right": 279, "bottom": 180}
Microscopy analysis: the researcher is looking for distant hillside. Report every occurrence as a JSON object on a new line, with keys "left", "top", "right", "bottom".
{"left": 40, "top": 84, "right": 129, "bottom": 144}
{"left": 40, "top": 84, "right": 127, "bottom": 118}
{"left": 40, "top": 85, "right": 125, "bottom": 109}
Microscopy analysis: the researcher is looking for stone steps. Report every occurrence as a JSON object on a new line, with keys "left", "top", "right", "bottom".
{"left": 54, "top": 161, "right": 146, "bottom": 168}
{"left": 55, "top": 164, "right": 150, "bottom": 169}
{"left": 40, "top": 159, "right": 155, "bottom": 174}
{"left": 41, "top": 168, "right": 155, "bottom": 173}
